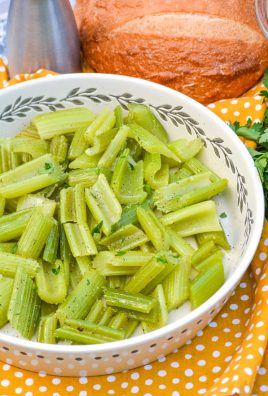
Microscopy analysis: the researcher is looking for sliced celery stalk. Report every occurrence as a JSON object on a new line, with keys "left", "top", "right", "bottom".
{"left": 191, "top": 241, "right": 216, "bottom": 266}
{"left": 161, "top": 200, "right": 222, "bottom": 237}
{"left": 0, "top": 208, "right": 33, "bottom": 242}
{"left": 33, "top": 107, "right": 95, "bottom": 139}
{"left": 196, "top": 230, "right": 231, "bottom": 250}
{"left": 50, "top": 135, "right": 68, "bottom": 163}
{"left": 56, "top": 270, "right": 106, "bottom": 324}
{"left": 64, "top": 223, "right": 97, "bottom": 257}
{"left": 104, "top": 288, "right": 156, "bottom": 313}
{"left": 184, "top": 157, "right": 220, "bottom": 183}
{"left": 37, "top": 314, "right": 58, "bottom": 344}
{"left": 54, "top": 326, "right": 111, "bottom": 344}
{"left": 68, "top": 128, "right": 88, "bottom": 160}
{"left": 137, "top": 207, "right": 169, "bottom": 251}
{"left": 112, "top": 196, "right": 153, "bottom": 231}
{"left": 100, "top": 224, "right": 148, "bottom": 251}
{"left": 84, "top": 108, "right": 116, "bottom": 143}
{"left": 194, "top": 250, "right": 224, "bottom": 273}
{"left": 168, "top": 229, "right": 195, "bottom": 257}
{"left": 65, "top": 319, "right": 124, "bottom": 340}
{"left": 142, "top": 284, "right": 168, "bottom": 332}
{"left": 86, "top": 128, "right": 117, "bottom": 156}
{"left": 85, "top": 299, "right": 104, "bottom": 323}
{"left": 0, "top": 251, "right": 39, "bottom": 278}
{"left": 17, "top": 194, "right": 56, "bottom": 217}
{"left": 85, "top": 174, "right": 122, "bottom": 236}
{"left": 17, "top": 208, "right": 54, "bottom": 259}
{"left": 43, "top": 220, "right": 60, "bottom": 264}
{"left": 12, "top": 137, "right": 48, "bottom": 159}
{"left": 190, "top": 259, "right": 224, "bottom": 309}
{"left": 36, "top": 260, "right": 67, "bottom": 304}
{"left": 108, "top": 312, "right": 128, "bottom": 330}
{"left": 127, "top": 103, "right": 169, "bottom": 143}
{"left": 0, "top": 277, "right": 14, "bottom": 328}
{"left": 168, "top": 138, "right": 204, "bottom": 162}
{"left": 8, "top": 267, "right": 41, "bottom": 339}
{"left": 98, "top": 125, "right": 129, "bottom": 168}
{"left": 69, "top": 153, "right": 101, "bottom": 170}
{"left": 144, "top": 153, "right": 169, "bottom": 190}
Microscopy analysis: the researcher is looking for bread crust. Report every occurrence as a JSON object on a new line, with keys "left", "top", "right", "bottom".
{"left": 75, "top": 0, "right": 268, "bottom": 103}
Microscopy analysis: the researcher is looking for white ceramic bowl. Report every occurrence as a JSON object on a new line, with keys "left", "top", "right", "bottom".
{"left": 0, "top": 74, "right": 264, "bottom": 376}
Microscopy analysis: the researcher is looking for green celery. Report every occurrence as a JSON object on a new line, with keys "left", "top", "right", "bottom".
{"left": 104, "top": 288, "right": 156, "bottom": 313}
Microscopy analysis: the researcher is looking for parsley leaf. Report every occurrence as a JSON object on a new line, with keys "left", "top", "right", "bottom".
{"left": 52, "top": 265, "right": 61, "bottom": 275}
{"left": 128, "top": 162, "right": 135, "bottom": 171}
{"left": 45, "top": 162, "right": 52, "bottom": 170}
{"left": 156, "top": 255, "right": 168, "bottom": 264}
{"left": 220, "top": 212, "right": 227, "bottom": 219}
{"left": 115, "top": 250, "right": 126, "bottom": 256}
{"left": 91, "top": 220, "right": 103, "bottom": 235}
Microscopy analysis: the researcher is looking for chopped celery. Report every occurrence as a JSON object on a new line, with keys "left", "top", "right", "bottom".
{"left": 50, "top": 135, "right": 68, "bottom": 163}
{"left": 36, "top": 260, "right": 67, "bottom": 304}
{"left": 168, "top": 138, "right": 204, "bottom": 162}
{"left": 0, "top": 251, "right": 39, "bottom": 278}
{"left": 84, "top": 108, "right": 116, "bottom": 143}
{"left": 33, "top": 107, "right": 95, "bottom": 139}
{"left": 100, "top": 224, "right": 148, "bottom": 251}
{"left": 0, "top": 277, "right": 14, "bottom": 328}
{"left": 196, "top": 230, "right": 231, "bottom": 250}
{"left": 137, "top": 207, "right": 169, "bottom": 250}
{"left": 65, "top": 319, "right": 124, "bottom": 340}
{"left": 104, "top": 288, "right": 156, "bottom": 313}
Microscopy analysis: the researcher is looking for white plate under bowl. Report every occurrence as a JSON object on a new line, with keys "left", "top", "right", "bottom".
{"left": 0, "top": 74, "right": 264, "bottom": 376}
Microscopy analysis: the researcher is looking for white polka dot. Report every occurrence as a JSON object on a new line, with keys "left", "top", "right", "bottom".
{"left": 244, "top": 385, "right": 251, "bottom": 394}
{"left": 221, "top": 108, "right": 228, "bottom": 114}
{"left": 25, "top": 393, "right": 33, "bottom": 396}
{"left": 172, "top": 378, "right": 180, "bottom": 384}
{"left": 224, "top": 328, "right": 230, "bottom": 333}
{"left": 184, "top": 369, "right": 193, "bottom": 377}
{"left": 212, "top": 351, "right": 220, "bottom": 358}
{"left": 52, "top": 378, "right": 61, "bottom": 385}
{"left": 25, "top": 379, "right": 34, "bottom": 386}
{"left": 255, "top": 104, "right": 263, "bottom": 111}
{"left": 212, "top": 366, "right": 221, "bottom": 373}
{"left": 131, "top": 373, "right": 139, "bottom": 380}
{"left": 259, "top": 347, "right": 265, "bottom": 356}
{"left": 197, "top": 360, "right": 206, "bottom": 367}
{"left": 230, "top": 304, "right": 238, "bottom": 310}
{"left": 244, "top": 368, "right": 253, "bottom": 376}
{"left": 258, "top": 335, "right": 265, "bottom": 341}
{"left": 131, "top": 386, "right": 139, "bottom": 394}
{"left": 79, "top": 392, "right": 87, "bottom": 396}
{"left": 208, "top": 103, "right": 216, "bottom": 108}
{"left": 244, "top": 102, "right": 251, "bottom": 108}
{"left": 211, "top": 336, "right": 218, "bottom": 342}
{"left": 185, "top": 354, "right": 192, "bottom": 359}
{"left": 159, "top": 384, "right": 166, "bottom": 389}
{"left": 199, "top": 376, "right": 207, "bottom": 382}
{"left": 107, "top": 376, "right": 115, "bottom": 383}
{"left": 172, "top": 392, "right": 180, "bottom": 396}
{"left": 254, "top": 118, "right": 261, "bottom": 123}
{"left": 235, "top": 332, "right": 242, "bottom": 338}
{"left": 246, "top": 354, "right": 254, "bottom": 360}
{"left": 198, "top": 389, "right": 207, "bottom": 394}
{"left": 66, "top": 386, "right": 73, "bottom": 392}
{"left": 39, "top": 387, "right": 47, "bottom": 393}
{"left": 121, "top": 382, "right": 128, "bottom": 389}
{"left": 225, "top": 341, "right": 232, "bottom": 347}
{"left": 185, "top": 383, "right": 194, "bottom": 390}
{"left": 231, "top": 99, "right": 238, "bottom": 104}
{"left": 145, "top": 379, "right": 153, "bottom": 386}
{"left": 241, "top": 295, "right": 249, "bottom": 301}
{"left": 244, "top": 307, "right": 251, "bottom": 314}
{"left": 157, "top": 370, "right": 167, "bottom": 377}
{"left": 209, "top": 321, "right": 217, "bottom": 328}
{"left": 197, "top": 330, "right": 203, "bottom": 336}
{"left": 1, "top": 379, "right": 10, "bottom": 387}
{"left": 196, "top": 344, "right": 205, "bottom": 351}
{"left": 15, "top": 372, "right": 23, "bottom": 378}
{"left": 233, "top": 111, "right": 240, "bottom": 116}
{"left": 256, "top": 321, "right": 264, "bottom": 328}
{"left": 144, "top": 365, "right": 152, "bottom": 371}
{"left": 262, "top": 285, "right": 268, "bottom": 292}
{"left": 170, "top": 361, "right": 179, "bottom": 368}
{"left": 260, "top": 385, "right": 268, "bottom": 392}
{"left": 15, "top": 389, "right": 23, "bottom": 394}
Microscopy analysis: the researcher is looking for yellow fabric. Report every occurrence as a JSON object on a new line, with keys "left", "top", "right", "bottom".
{"left": 0, "top": 61, "right": 268, "bottom": 396}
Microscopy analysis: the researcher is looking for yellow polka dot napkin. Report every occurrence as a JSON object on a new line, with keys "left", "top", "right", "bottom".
{"left": 1, "top": 58, "right": 268, "bottom": 396}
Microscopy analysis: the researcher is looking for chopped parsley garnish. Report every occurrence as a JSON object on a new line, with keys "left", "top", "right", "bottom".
{"left": 52, "top": 265, "right": 61, "bottom": 275}
{"left": 115, "top": 250, "right": 126, "bottom": 256}
{"left": 220, "top": 212, "right": 227, "bottom": 219}
{"left": 156, "top": 255, "right": 168, "bottom": 264}
{"left": 128, "top": 162, "right": 135, "bottom": 171}
{"left": 91, "top": 220, "right": 103, "bottom": 235}
{"left": 45, "top": 162, "right": 52, "bottom": 170}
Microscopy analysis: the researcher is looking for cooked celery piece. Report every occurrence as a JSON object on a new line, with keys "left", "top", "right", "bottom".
{"left": 64, "top": 223, "right": 97, "bottom": 257}
{"left": 194, "top": 250, "right": 224, "bottom": 273}
{"left": 109, "top": 251, "right": 153, "bottom": 267}
{"left": 100, "top": 224, "right": 148, "bottom": 251}
{"left": 124, "top": 257, "right": 165, "bottom": 293}
{"left": 184, "top": 157, "right": 220, "bottom": 183}
{"left": 74, "top": 184, "right": 87, "bottom": 224}
{"left": 128, "top": 122, "right": 179, "bottom": 162}
{"left": 115, "top": 305, "right": 158, "bottom": 323}
{"left": 50, "top": 135, "right": 68, "bottom": 163}
{"left": 69, "top": 152, "right": 101, "bottom": 169}
{"left": 109, "top": 312, "right": 127, "bottom": 330}
{"left": 41, "top": 301, "right": 57, "bottom": 317}
{"left": 137, "top": 207, "right": 169, "bottom": 251}
{"left": 36, "top": 260, "right": 67, "bottom": 304}
{"left": 111, "top": 149, "right": 147, "bottom": 205}
{"left": 60, "top": 225, "right": 72, "bottom": 265}
{"left": 76, "top": 256, "right": 91, "bottom": 276}
{"left": 33, "top": 108, "right": 95, "bottom": 140}
{"left": 57, "top": 270, "right": 106, "bottom": 324}
{"left": 163, "top": 257, "right": 191, "bottom": 310}
{"left": 65, "top": 319, "right": 124, "bottom": 340}
{"left": 17, "top": 208, "right": 54, "bottom": 259}
{"left": 93, "top": 252, "right": 140, "bottom": 276}
{"left": 98, "top": 125, "right": 129, "bottom": 168}
{"left": 60, "top": 188, "right": 76, "bottom": 223}
{"left": 170, "top": 166, "right": 193, "bottom": 183}
{"left": 68, "top": 128, "right": 88, "bottom": 160}
{"left": 112, "top": 197, "right": 153, "bottom": 231}
{"left": 108, "top": 276, "right": 125, "bottom": 289}
{"left": 104, "top": 288, "right": 156, "bottom": 313}
{"left": 191, "top": 241, "right": 216, "bottom": 266}
{"left": 0, "top": 252, "right": 39, "bottom": 278}
{"left": 86, "top": 128, "right": 117, "bottom": 156}
{"left": 0, "top": 208, "right": 33, "bottom": 242}
{"left": 17, "top": 123, "right": 39, "bottom": 139}
{"left": 68, "top": 167, "right": 104, "bottom": 187}
{"left": 196, "top": 230, "right": 231, "bottom": 250}
{"left": 17, "top": 194, "right": 56, "bottom": 216}
{"left": 84, "top": 108, "right": 116, "bottom": 143}
{"left": 98, "top": 307, "right": 114, "bottom": 326}
{"left": 5, "top": 198, "right": 18, "bottom": 213}
{"left": 0, "top": 277, "right": 14, "bottom": 327}
{"left": 55, "top": 326, "right": 111, "bottom": 344}
{"left": 144, "top": 153, "right": 169, "bottom": 190}
{"left": 115, "top": 105, "right": 124, "bottom": 128}
{"left": 127, "top": 138, "right": 142, "bottom": 161}
{"left": 37, "top": 314, "right": 58, "bottom": 344}
{"left": 127, "top": 103, "right": 169, "bottom": 143}
{"left": 85, "top": 299, "right": 104, "bottom": 323}
{"left": 0, "top": 154, "right": 64, "bottom": 198}
{"left": 0, "top": 242, "right": 17, "bottom": 253}
{"left": 0, "top": 140, "right": 14, "bottom": 173}
{"left": 142, "top": 284, "right": 168, "bottom": 332}
{"left": 8, "top": 267, "right": 41, "bottom": 339}
{"left": 169, "top": 138, "right": 204, "bottom": 162}
{"left": 85, "top": 174, "right": 122, "bottom": 236}
{"left": 142, "top": 253, "right": 180, "bottom": 295}
{"left": 0, "top": 195, "right": 5, "bottom": 216}
{"left": 125, "top": 319, "right": 139, "bottom": 338}
{"left": 168, "top": 229, "right": 195, "bottom": 257}
{"left": 161, "top": 200, "right": 222, "bottom": 237}
{"left": 12, "top": 137, "right": 48, "bottom": 159}
{"left": 190, "top": 259, "right": 224, "bottom": 309}
{"left": 43, "top": 220, "right": 59, "bottom": 264}
{"left": 70, "top": 260, "right": 82, "bottom": 289}
{"left": 154, "top": 172, "right": 212, "bottom": 212}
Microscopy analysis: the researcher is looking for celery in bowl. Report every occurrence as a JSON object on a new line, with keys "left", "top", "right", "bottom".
{"left": 0, "top": 74, "right": 264, "bottom": 376}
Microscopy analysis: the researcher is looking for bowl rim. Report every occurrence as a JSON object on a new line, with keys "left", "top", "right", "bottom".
{"left": 0, "top": 73, "right": 264, "bottom": 354}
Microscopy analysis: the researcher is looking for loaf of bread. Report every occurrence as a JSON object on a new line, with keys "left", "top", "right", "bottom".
{"left": 75, "top": 0, "right": 268, "bottom": 104}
